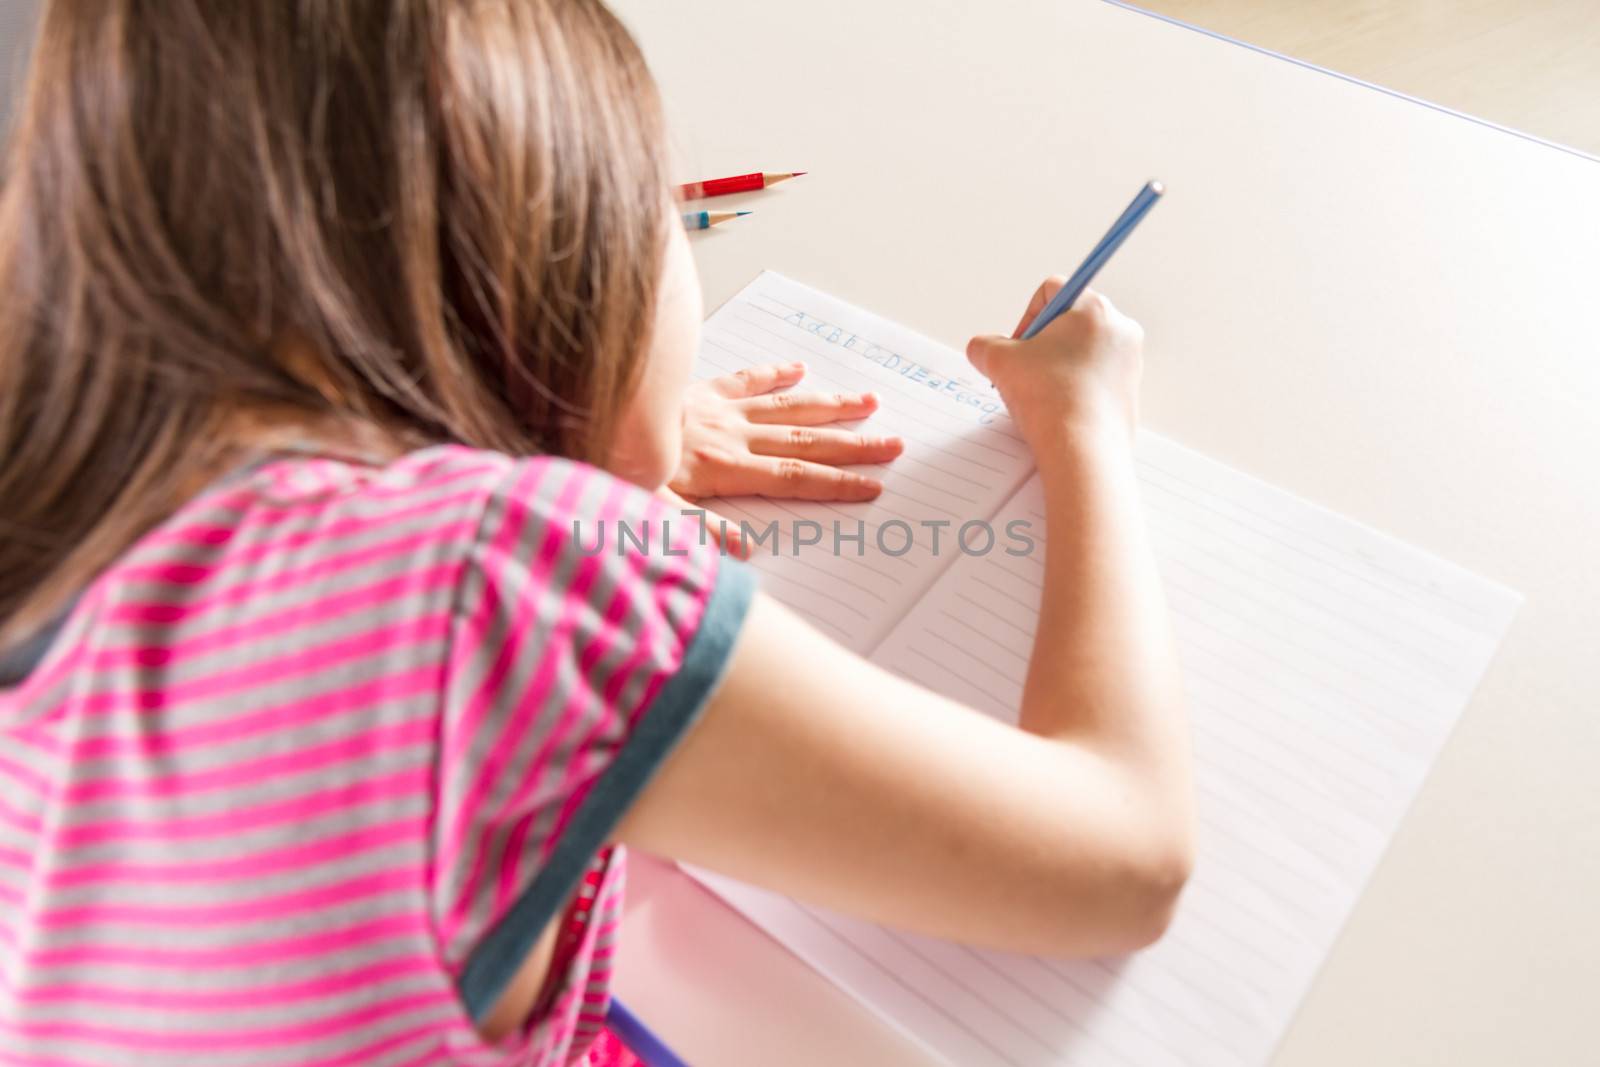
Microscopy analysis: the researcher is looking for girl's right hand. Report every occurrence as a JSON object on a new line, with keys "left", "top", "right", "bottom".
{"left": 965, "top": 278, "right": 1145, "bottom": 457}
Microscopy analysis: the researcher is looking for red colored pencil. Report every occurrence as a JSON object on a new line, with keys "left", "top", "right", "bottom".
{"left": 677, "top": 171, "right": 806, "bottom": 200}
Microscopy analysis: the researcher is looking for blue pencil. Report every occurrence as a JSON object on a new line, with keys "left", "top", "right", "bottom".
{"left": 605, "top": 997, "right": 689, "bottom": 1067}
{"left": 1020, "top": 180, "right": 1165, "bottom": 340}
{"left": 682, "top": 209, "right": 752, "bottom": 231}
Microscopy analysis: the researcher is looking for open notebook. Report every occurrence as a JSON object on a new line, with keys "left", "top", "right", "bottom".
{"left": 686, "top": 272, "right": 1520, "bottom": 1067}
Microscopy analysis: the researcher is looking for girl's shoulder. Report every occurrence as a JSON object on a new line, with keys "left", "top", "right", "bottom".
{"left": 84, "top": 443, "right": 749, "bottom": 679}
{"left": 175, "top": 443, "right": 754, "bottom": 660}
{"left": 189, "top": 444, "right": 593, "bottom": 535}
{"left": 135, "top": 444, "right": 694, "bottom": 585}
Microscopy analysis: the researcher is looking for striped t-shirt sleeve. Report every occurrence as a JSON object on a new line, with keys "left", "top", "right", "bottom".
{"left": 429, "top": 456, "right": 754, "bottom": 1031}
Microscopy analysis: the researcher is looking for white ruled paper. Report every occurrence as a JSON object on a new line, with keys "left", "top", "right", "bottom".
{"left": 689, "top": 274, "right": 1521, "bottom": 1066}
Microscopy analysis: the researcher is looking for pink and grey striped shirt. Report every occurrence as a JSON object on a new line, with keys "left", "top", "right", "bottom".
{"left": 0, "top": 446, "right": 755, "bottom": 1066}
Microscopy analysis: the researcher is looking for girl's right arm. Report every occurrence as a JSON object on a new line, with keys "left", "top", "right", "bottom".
{"left": 616, "top": 281, "right": 1194, "bottom": 957}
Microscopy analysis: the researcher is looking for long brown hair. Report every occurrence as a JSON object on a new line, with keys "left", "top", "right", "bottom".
{"left": 0, "top": 0, "right": 671, "bottom": 645}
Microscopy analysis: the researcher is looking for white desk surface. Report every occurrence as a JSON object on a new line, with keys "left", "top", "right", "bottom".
{"left": 606, "top": 1, "right": 1600, "bottom": 1064}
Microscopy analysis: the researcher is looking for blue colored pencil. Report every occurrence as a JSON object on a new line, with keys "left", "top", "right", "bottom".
{"left": 1020, "top": 181, "right": 1165, "bottom": 340}
{"left": 682, "top": 209, "right": 752, "bottom": 231}
{"left": 605, "top": 997, "right": 689, "bottom": 1067}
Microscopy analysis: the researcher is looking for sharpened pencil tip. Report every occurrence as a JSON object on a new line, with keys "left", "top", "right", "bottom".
{"left": 736, "top": 211, "right": 753, "bottom": 216}
{"left": 792, "top": 171, "right": 807, "bottom": 177}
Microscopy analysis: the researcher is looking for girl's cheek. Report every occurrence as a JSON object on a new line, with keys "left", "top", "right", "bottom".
{"left": 605, "top": 224, "right": 703, "bottom": 489}
{"left": 659, "top": 222, "right": 704, "bottom": 386}
{"left": 608, "top": 377, "right": 681, "bottom": 489}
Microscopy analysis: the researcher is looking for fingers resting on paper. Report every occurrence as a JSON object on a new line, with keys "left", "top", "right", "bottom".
{"left": 738, "top": 390, "right": 881, "bottom": 427}
{"left": 672, "top": 362, "right": 904, "bottom": 504}
{"left": 676, "top": 446, "right": 885, "bottom": 504}
{"left": 707, "top": 360, "right": 809, "bottom": 399}
{"left": 746, "top": 426, "right": 903, "bottom": 466}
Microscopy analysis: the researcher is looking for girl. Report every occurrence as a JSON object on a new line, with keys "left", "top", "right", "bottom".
{"left": 0, "top": 2, "right": 1192, "bottom": 1064}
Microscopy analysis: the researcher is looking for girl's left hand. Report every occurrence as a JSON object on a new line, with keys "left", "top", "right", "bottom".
{"left": 670, "top": 362, "right": 904, "bottom": 503}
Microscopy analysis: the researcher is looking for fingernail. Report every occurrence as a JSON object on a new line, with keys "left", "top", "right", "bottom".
{"left": 789, "top": 361, "right": 806, "bottom": 371}
{"left": 858, "top": 392, "right": 877, "bottom": 406}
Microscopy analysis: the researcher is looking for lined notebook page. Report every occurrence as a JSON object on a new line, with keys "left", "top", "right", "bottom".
{"left": 691, "top": 313, "right": 1520, "bottom": 1063}
{"left": 692, "top": 272, "right": 1033, "bottom": 654}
